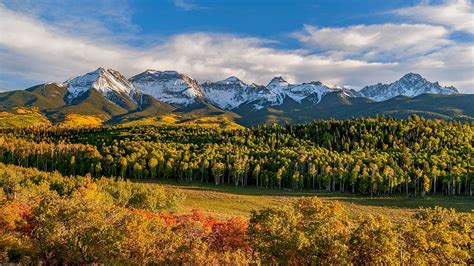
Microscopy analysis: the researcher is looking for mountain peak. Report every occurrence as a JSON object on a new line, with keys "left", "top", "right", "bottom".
{"left": 144, "top": 69, "right": 159, "bottom": 74}
{"left": 221, "top": 76, "right": 242, "bottom": 83}
{"left": 217, "top": 76, "right": 243, "bottom": 84}
{"left": 163, "top": 70, "right": 180, "bottom": 75}
{"left": 268, "top": 76, "right": 288, "bottom": 85}
{"left": 130, "top": 70, "right": 203, "bottom": 106}
{"left": 138, "top": 70, "right": 182, "bottom": 77}
{"left": 360, "top": 73, "right": 458, "bottom": 101}
{"left": 307, "top": 81, "right": 323, "bottom": 86}
{"left": 200, "top": 76, "right": 256, "bottom": 110}
{"left": 400, "top": 72, "right": 425, "bottom": 83}
{"left": 95, "top": 67, "right": 106, "bottom": 72}
{"left": 64, "top": 68, "right": 136, "bottom": 100}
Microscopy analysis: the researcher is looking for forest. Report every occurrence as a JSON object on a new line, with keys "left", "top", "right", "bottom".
{"left": 0, "top": 115, "right": 472, "bottom": 263}
{"left": 0, "top": 115, "right": 471, "bottom": 196}
{"left": 0, "top": 163, "right": 472, "bottom": 264}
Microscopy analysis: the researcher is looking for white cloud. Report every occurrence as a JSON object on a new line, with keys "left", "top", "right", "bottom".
{"left": 0, "top": 2, "right": 472, "bottom": 93}
{"left": 139, "top": 33, "right": 400, "bottom": 87}
{"left": 173, "top": 0, "right": 207, "bottom": 11}
{"left": 0, "top": 4, "right": 395, "bottom": 88}
{"left": 406, "top": 44, "right": 474, "bottom": 90}
{"left": 295, "top": 24, "right": 452, "bottom": 60}
{"left": 0, "top": 4, "right": 140, "bottom": 81}
{"left": 394, "top": 0, "right": 474, "bottom": 34}
{"left": 1, "top": 0, "right": 138, "bottom": 39}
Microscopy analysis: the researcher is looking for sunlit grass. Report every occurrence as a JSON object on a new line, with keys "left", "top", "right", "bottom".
{"left": 135, "top": 179, "right": 473, "bottom": 220}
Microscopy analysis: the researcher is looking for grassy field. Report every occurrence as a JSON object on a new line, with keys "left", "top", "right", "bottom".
{"left": 137, "top": 180, "right": 473, "bottom": 220}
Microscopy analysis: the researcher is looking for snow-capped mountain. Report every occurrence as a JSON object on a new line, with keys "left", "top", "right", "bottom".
{"left": 201, "top": 76, "right": 265, "bottom": 109}
{"left": 201, "top": 76, "right": 343, "bottom": 110}
{"left": 61, "top": 68, "right": 460, "bottom": 111}
{"left": 359, "top": 73, "right": 458, "bottom": 101}
{"left": 1, "top": 68, "right": 469, "bottom": 126}
{"left": 64, "top": 68, "right": 138, "bottom": 102}
{"left": 287, "top": 81, "right": 339, "bottom": 104}
{"left": 130, "top": 70, "right": 203, "bottom": 106}
{"left": 261, "top": 77, "right": 289, "bottom": 105}
{"left": 247, "top": 77, "right": 343, "bottom": 109}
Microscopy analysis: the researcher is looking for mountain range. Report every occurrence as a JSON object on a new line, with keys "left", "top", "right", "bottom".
{"left": 0, "top": 68, "right": 471, "bottom": 127}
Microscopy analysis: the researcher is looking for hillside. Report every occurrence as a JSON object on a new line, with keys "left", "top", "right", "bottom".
{"left": 0, "top": 107, "right": 51, "bottom": 127}
{"left": 0, "top": 68, "right": 472, "bottom": 127}
{"left": 234, "top": 92, "right": 474, "bottom": 126}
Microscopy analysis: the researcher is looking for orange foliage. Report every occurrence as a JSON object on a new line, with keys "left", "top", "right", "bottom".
{"left": 0, "top": 201, "right": 34, "bottom": 235}
{"left": 207, "top": 217, "right": 250, "bottom": 253}
{"left": 128, "top": 208, "right": 251, "bottom": 255}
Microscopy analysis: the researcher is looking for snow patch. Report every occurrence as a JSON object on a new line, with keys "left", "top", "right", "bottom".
{"left": 64, "top": 68, "right": 137, "bottom": 101}
{"left": 131, "top": 70, "right": 203, "bottom": 106}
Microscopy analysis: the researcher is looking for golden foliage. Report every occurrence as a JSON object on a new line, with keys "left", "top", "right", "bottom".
{"left": 0, "top": 108, "right": 50, "bottom": 127}
{"left": 60, "top": 114, "right": 103, "bottom": 127}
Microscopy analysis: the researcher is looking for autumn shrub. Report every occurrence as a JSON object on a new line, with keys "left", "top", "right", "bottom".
{"left": 0, "top": 163, "right": 472, "bottom": 264}
{"left": 249, "top": 197, "right": 351, "bottom": 264}
{"left": 404, "top": 207, "right": 472, "bottom": 264}
{"left": 119, "top": 212, "right": 178, "bottom": 264}
{"left": 32, "top": 186, "right": 126, "bottom": 264}
{"left": 348, "top": 215, "right": 399, "bottom": 264}
{"left": 97, "top": 178, "right": 185, "bottom": 212}
{"left": 0, "top": 163, "right": 185, "bottom": 213}
{"left": 0, "top": 201, "right": 34, "bottom": 263}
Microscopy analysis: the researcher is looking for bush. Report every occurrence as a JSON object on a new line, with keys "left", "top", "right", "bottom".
{"left": 249, "top": 197, "right": 351, "bottom": 264}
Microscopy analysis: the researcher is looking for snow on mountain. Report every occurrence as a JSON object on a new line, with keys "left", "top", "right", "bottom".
{"left": 64, "top": 68, "right": 460, "bottom": 110}
{"left": 130, "top": 70, "right": 203, "bottom": 106}
{"left": 359, "top": 73, "right": 459, "bottom": 102}
{"left": 200, "top": 75, "right": 352, "bottom": 110}
{"left": 201, "top": 76, "right": 265, "bottom": 109}
{"left": 287, "top": 81, "right": 339, "bottom": 104}
{"left": 216, "top": 76, "right": 243, "bottom": 85}
{"left": 202, "top": 75, "right": 296, "bottom": 110}
{"left": 261, "top": 76, "right": 289, "bottom": 105}
{"left": 256, "top": 77, "right": 338, "bottom": 106}
{"left": 64, "top": 68, "right": 137, "bottom": 101}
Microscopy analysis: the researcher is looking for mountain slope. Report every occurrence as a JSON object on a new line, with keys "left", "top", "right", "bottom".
{"left": 0, "top": 107, "right": 51, "bottom": 127}
{"left": 131, "top": 70, "right": 204, "bottom": 106}
{"left": 0, "top": 69, "right": 470, "bottom": 127}
{"left": 110, "top": 94, "right": 176, "bottom": 123}
{"left": 234, "top": 93, "right": 473, "bottom": 126}
{"left": 65, "top": 67, "right": 140, "bottom": 110}
{"left": 46, "top": 88, "right": 132, "bottom": 122}
{"left": 201, "top": 77, "right": 266, "bottom": 109}
{"left": 360, "top": 73, "right": 458, "bottom": 101}
{"left": 0, "top": 83, "right": 68, "bottom": 110}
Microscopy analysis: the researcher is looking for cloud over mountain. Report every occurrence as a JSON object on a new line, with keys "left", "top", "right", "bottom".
{"left": 0, "top": 1, "right": 472, "bottom": 93}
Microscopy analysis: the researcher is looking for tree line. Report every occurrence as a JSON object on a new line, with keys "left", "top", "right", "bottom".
{"left": 0, "top": 115, "right": 472, "bottom": 196}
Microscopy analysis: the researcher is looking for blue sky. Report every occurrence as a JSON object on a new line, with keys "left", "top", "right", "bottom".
{"left": 0, "top": 0, "right": 473, "bottom": 92}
